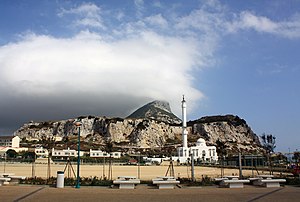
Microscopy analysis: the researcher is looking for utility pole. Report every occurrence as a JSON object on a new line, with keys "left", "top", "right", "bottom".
{"left": 32, "top": 153, "right": 36, "bottom": 178}
{"left": 238, "top": 151, "right": 242, "bottom": 178}
{"left": 74, "top": 120, "right": 82, "bottom": 189}
{"left": 137, "top": 152, "right": 141, "bottom": 179}
{"left": 3, "top": 152, "right": 6, "bottom": 173}
{"left": 191, "top": 152, "right": 195, "bottom": 181}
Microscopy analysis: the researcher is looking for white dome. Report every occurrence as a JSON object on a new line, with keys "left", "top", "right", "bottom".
{"left": 197, "top": 138, "right": 206, "bottom": 144}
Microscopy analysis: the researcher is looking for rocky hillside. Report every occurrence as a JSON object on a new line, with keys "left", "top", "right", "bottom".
{"left": 188, "top": 115, "right": 262, "bottom": 153}
{"left": 14, "top": 100, "right": 263, "bottom": 153}
{"left": 127, "top": 100, "right": 181, "bottom": 124}
{"left": 14, "top": 116, "right": 181, "bottom": 148}
{"left": 14, "top": 115, "right": 262, "bottom": 154}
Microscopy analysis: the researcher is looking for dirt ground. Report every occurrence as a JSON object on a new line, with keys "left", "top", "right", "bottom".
{"left": 1, "top": 185, "right": 300, "bottom": 202}
{"left": 0, "top": 162, "right": 272, "bottom": 180}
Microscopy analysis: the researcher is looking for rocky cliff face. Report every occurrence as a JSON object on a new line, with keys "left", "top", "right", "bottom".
{"left": 188, "top": 115, "right": 262, "bottom": 153}
{"left": 127, "top": 100, "right": 181, "bottom": 124}
{"left": 14, "top": 115, "right": 262, "bottom": 153}
{"left": 14, "top": 101, "right": 263, "bottom": 153}
{"left": 15, "top": 116, "right": 181, "bottom": 148}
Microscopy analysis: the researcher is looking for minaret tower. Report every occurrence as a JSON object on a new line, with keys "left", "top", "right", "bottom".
{"left": 182, "top": 95, "right": 188, "bottom": 148}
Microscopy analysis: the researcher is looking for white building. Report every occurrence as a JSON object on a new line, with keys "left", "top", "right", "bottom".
{"left": 0, "top": 136, "right": 20, "bottom": 147}
{"left": 30, "top": 147, "right": 49, "bottom": 158}
{"left": 0, "top": 135, "right": 27, "bottom": 157}
{"left": 189, "top": 138, "right": 218, "bottom": 162}
{"left": 173, "top": 96, "right": 218, "bottom": 164}
{"left": 89, "top": 149, "right": 121, "bottom": 159}
{"left": 51, "top": 148, "right": 84, "bottom": 158}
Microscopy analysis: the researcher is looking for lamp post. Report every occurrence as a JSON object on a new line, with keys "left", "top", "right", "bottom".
{"left": 74, "top": 120, "right": 82, "bottom": 189}
{"left": 4, "top": 152, "right": 6, "bottom": 173}
{"left": 190, "top": 151, "right": 195, "bottom": 182}
{"left": 137, "top": 151, "right": 141, "bottom": 179}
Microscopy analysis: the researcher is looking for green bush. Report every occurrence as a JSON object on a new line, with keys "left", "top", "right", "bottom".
{"left": 178, "top": 176, "right": 214, "bottom": 186}
{"left": 20, "top": 176, "right": 113, "bottom": 186}
{"left": 286, "top": 177, "right": 300, "bottom": 186}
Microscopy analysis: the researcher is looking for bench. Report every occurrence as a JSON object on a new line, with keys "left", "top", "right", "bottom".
{"left": 152, "top": 176, "right": 177, "bottom": 181}
{"left": 152, "top": 180, "right": 180, "bottom": 189}
{"left": 0, "top": 173, "right": 15, "bottom": 178}
{"left": 113, "top": 176, "right": 140, "bottom": 189}
{"left": 215, "top": 177, "right": 228, "bottom": 181}
{"left": 113, "top": 180, "right": 140, "bottom": 189}
{"left": 214, "top": 178, "right": 228, "bottom": 185}
{"left": 0, "top": 177, "right": 11, "bottom": 186}
{"left": 9, "top": 176, "right": 26, "bottom": 185}
{"left": 249, "top": 178, "right": 260, "bottom": 185}
{"left": 250, "top": 175, "right": 286, "bottom": 187}
{"left": 254, "top": 179, "right": 286, "bottom": 188}
{"left": 257, "top": 175, "right": 274, "bottom": 178}
{"left": 152, "top": 177, "right": 180, "bottom": 189}
{"left": 220, "top": 179, "right": 250, "bottom": 188}
{"left": 224, "top": 176, "right": 239, "bottom": 180}
{"left": 117, "top": 176, "right": 137, "bottom": 180}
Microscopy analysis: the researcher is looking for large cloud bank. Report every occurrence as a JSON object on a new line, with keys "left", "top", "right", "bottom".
{"left": 0, "top": 30, "right": 202, "bottom": 130}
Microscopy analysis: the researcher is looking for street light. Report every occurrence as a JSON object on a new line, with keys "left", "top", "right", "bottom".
{"left": 74, "top": 120, "right": 82, "bottom": 189}
{"left": 3, "top": 152, "right": 6, "bottom": 173}
{"left": 137, "top": 151, "right": 141, "bottom": 179}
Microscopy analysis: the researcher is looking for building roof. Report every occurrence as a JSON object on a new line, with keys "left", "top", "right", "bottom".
{"left": 197, "top": 138, "right": 206, "bottom": 144}
{"left": 0, "top": 136, "right": 14, "bottom": 139}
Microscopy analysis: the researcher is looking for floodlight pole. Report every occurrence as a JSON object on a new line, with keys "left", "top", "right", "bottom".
{"left": 238, "top": 151, "right": 242, "bottom": 178}
{"left": 137, "top": 151, "right": 141, "bottom": 179}
{"left": 191, "top": 151, "right": 195, "bottom": 182}
{"left": 75, "top": 120, "right": 82, "bottom": 189}
{"left": 4, "top": 152, "right": 6, "bottom": 173}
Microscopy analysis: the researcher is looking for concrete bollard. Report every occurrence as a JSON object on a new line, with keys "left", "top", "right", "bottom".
{"left": 56, "top": 171, "right": 64, "bottom": 188}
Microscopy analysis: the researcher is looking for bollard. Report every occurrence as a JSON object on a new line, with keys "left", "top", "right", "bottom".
{"left": 56, "top": 171, "right": 64, "bottom": 188}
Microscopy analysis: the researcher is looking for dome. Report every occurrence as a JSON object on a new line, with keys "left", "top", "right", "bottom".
{"left": 197, "top": 138, "right": 206, "bottom": 144}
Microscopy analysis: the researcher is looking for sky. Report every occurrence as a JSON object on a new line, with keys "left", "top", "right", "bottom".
{"left": 0, "top": 0, "right": 299, "bottom": 152}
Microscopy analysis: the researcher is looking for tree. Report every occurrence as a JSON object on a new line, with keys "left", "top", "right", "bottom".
{"left": 260, "top": 133, "right": 276, "bottom": 153}
{"left": 293, "top": 151, "right": 300, "bottom": 163}
{"left": 22, "top": 151, "right": 36, "bottom": 160}
{"left": 216, "top": 139, "right": 227, "bottom": 177}
{"left": 6, "top": 149, "right": 17, "bottom": 159}
{"left": 260, "top": 133, "right": 276, "bottom": 174}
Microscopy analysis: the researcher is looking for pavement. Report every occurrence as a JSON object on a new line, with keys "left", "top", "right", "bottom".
{"left": 0, "top": 185, "right": 299, "bottom": 202}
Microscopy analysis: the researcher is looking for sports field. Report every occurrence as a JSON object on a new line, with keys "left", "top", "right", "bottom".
{"left": 0, "top": 162, "right": 269, "bottom": 180}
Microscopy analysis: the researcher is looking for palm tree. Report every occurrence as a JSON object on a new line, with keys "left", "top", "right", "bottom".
{"left": 260, "top": 133, "right": 276, "bottom": 174}
{"left": 103, "top": 139, "right": 114, "bottom": 180}
{"left": 216, "top": 139, "right": 227, "bottom": 177}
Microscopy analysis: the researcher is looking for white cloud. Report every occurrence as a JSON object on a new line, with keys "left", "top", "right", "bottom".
{"left": 0, "top": 1, "right": 228, "bottom": 130}
{"left": 227, "top": 11, "right": 300, "bottom": 39}
{"left": 134, "top": 0, "right": 144, "bottom": 18}
{"left": 153, "top": 1, "right": 163, "bottom": 8}
{"left": 145, "top": 14, "right": 168, "bottom": 28}
{"left": 240, "top": 11, "right": 278, "bottom": 32}
{"left": 0, "top": 30, "right": 203, "bottom": 119}
{"left": 174, "top": 1, "right": 300, "bottom": 40}
{"left": 58, "top": 2, "right": 105, "bottom": 29}
{"left": 174, "top": 1, "right": 227, "bottom": 35}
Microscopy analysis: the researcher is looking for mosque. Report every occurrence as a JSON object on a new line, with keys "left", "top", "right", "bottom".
{"left": 173, "top": 96, "right": 218, "bottom": 164}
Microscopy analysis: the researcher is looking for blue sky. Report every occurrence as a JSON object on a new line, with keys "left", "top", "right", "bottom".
{"left": 0, "top": 0, "right": 299, "bottom": 152}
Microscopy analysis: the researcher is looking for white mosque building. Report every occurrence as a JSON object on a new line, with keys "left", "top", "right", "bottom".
{"left": 173, "top": 96, "right": 218, "bottom": 164}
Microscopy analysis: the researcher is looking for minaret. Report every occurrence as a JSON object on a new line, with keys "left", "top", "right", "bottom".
{"left": 182, "top": 95, "right": 188, "bottom": 148}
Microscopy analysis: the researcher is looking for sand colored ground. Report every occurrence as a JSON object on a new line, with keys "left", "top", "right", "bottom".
{"left": 0, "top": 162, "right": 270, "bottom": 180}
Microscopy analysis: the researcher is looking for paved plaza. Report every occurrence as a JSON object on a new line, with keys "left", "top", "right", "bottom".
{"left": 0, "top": 185, "right": 299, "bottom": 202}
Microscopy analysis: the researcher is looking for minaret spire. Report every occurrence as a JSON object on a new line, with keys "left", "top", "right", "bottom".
{"left": 181, "top": 95, "right": 188, "bottom": 148}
